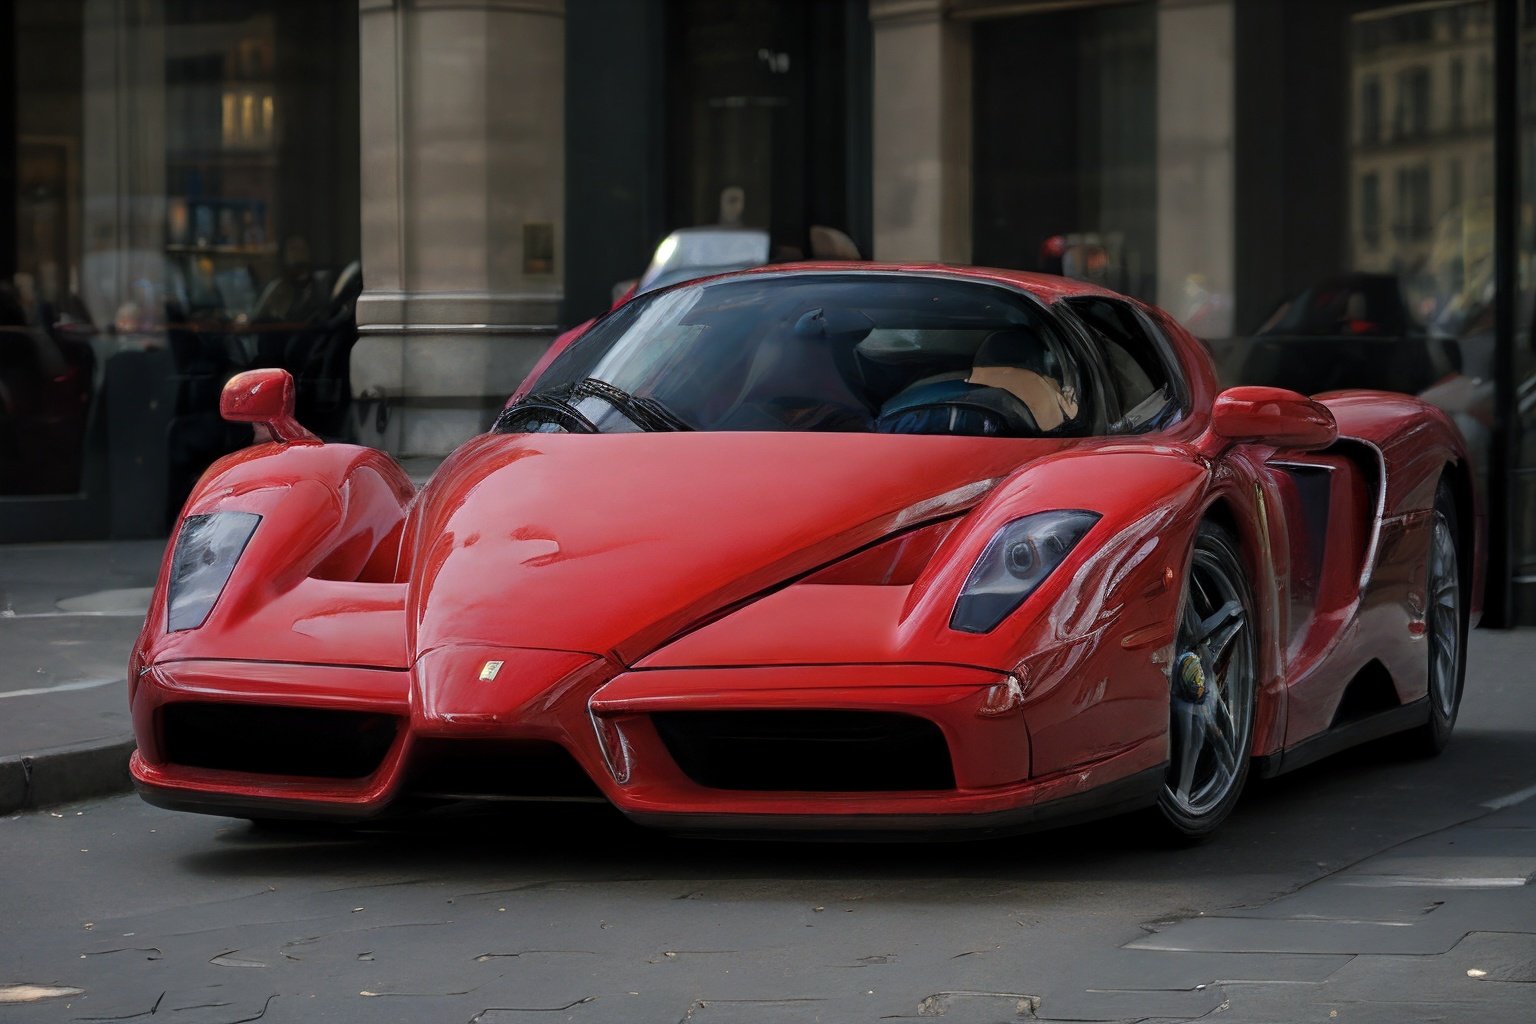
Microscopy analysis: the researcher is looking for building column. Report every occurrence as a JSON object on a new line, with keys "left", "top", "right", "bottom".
{"left": 1155, "top": 0, "right": 1234, "bottom": 339}
{"left": 80, "top": 0, "right": 165, "bottom": 330}
{"left": 353, "top": 0, "right": 565, "bottom": 458}
{"left": 869, "top": 0, "right": 971, "bottom": 263}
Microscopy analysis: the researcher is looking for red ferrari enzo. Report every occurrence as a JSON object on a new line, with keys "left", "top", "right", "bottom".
{"left": 129, "top": 265, "right": 1481, "bottom": 839}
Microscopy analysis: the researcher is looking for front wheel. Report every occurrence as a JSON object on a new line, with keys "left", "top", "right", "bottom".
{"left": 1154, "top": 521, "right": 1258, "bottom": 840}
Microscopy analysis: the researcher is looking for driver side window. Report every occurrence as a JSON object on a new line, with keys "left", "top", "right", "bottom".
{"left": 1065, "top": 298, "right": 1173, "bottom": 431}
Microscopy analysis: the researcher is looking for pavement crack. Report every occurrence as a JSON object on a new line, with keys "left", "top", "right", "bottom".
{"left": 838, "top": 953, "right": 898, "bottom": 967}
{"left": 82, "top": 947, "right": 162, "bottom": 961}
{"left": 466, "top": 996, "right": 595, "bottom": 1020}
{"left": 75, "top": 991, "right": 165, "bottom": 1021}
{"left": 450, "top": 881, "right": 576, "bottom": 899}
{"left": 676, "top": 999, "right": 822, "bottom": 1023}
{"left": 474, "top": 950, "right": 597, "bottom": 962}
{"left": 211, "top": 994, "right": 276, "bottom": 1024}
{"left": 208, "top": 951, "right": 267, "bottom": 969}
{"left": 648, "top": 949, "right": 738, "bottom": 964}
{"left": 361, "top": 985, "right": 485, "bottom": 998}
{"left": 320, "top": 877, "right": 432, "bottom": 894}
{"left": 915, "top": 990, "right": 1040, "bottom": 1019}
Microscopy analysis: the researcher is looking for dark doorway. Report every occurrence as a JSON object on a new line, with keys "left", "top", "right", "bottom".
{"left": 666, "top": 0, "right": 868, "bottom": 262}
{"left": 971, "top": 3, "right": 1156, "bottom": 300}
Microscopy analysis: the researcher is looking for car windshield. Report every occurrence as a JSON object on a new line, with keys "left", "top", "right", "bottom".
{"left": 497, "top": 273, "right": 1092, "bottom": 438}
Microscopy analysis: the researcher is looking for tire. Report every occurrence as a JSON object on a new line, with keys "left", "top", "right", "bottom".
{"left": 1405, "top": 477, "right": 1467, "bottom": 756}
{"left": 1154, "top": 521, "right": 1259, "bottom": 840}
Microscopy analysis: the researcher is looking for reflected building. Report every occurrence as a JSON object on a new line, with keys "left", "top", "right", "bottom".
{"left": 1348, "top": 2, "right": 1495, "bottom": 337}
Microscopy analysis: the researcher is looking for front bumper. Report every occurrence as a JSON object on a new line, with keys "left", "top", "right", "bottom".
{"left": 130, "top": 651, "right": 1166, "bottom": 833}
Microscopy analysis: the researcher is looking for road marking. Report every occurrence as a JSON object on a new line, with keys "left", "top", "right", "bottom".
{"left": 0, "top": 985, "right": 85, "bottom": 1004}
{"left": 0, "top": 678, "right": 121, "bottom": 700}
{"left": 1483, "top": 781, "right": 1536, "bottom": 811}
{"left": 1342, "top": 875, "right": 1528, "bottom": 888}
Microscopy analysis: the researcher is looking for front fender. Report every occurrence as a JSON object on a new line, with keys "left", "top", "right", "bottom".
{"left": 132, "top": 443, "right": 415, "bottom": 679}
{"left": 641, "top": 444, "right": 1218, "bottom": 779}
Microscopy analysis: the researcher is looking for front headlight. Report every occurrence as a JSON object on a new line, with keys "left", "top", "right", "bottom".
{"left": 950, "top": 510, "right": 1100, "bottom": 634}
{"left": 166, "top": 511, "right": 261, "bottom": 632}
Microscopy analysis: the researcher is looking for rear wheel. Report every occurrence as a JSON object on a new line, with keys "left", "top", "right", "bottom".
{"left": 1155, "top": 521, "right": 1258, "bottom": 840}
{"left": 1406, "top": 478, "right": 1466, "bottom": 756}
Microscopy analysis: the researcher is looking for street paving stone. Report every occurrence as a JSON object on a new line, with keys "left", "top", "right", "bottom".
{"left": 1099, "top": 799, "right": 1536, "bottom": 1020}
{"left": 3, "top": 625, "right": 1536, "bottom": 1021}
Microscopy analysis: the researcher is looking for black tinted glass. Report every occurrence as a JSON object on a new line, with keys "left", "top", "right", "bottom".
{"left": 509, "top": 274, "right": 1091, "bottom": 437}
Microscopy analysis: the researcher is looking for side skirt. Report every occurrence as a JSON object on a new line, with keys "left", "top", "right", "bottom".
{"left": 1253, "top": 698, "right": 1430, "bottom": 779}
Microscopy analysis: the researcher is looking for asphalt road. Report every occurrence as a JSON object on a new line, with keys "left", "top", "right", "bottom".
{"left": 3, "top": 630, "right": 1534, "bottom": 1024}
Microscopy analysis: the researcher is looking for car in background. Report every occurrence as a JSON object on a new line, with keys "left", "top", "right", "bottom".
{"left": 1232, "top": 272, "right": 1459, "bottom": 397}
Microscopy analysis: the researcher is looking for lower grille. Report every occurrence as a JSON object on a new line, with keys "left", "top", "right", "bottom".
{"left": 652, "top": 710, "right": 955, "bottom": 792}
{"left": 403, "top": 740, "right": 605, "bottom": 801}
{"left": 161, "top": 703, "right": 398, "bottom": 779}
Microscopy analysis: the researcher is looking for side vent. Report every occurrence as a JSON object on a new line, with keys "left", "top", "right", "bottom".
{"left": 1330, "top": 660, "right": 1401, "bottom": 727}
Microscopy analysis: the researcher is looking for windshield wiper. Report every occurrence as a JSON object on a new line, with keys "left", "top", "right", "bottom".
{"left": 495, "top": 379, "right": 691, "bottom": 435}
{"left": 492, "top": 390, "right": 599, "bottom": 434}
{"left": 571, "top": 378, "right": 692, "bottom": 432}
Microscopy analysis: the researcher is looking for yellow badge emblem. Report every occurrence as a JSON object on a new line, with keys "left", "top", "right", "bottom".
{"left": 1179, "top": 652, "right": 1206, "bottom": 701}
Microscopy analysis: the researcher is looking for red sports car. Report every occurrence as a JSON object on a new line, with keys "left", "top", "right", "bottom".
{"left": 129, "top": 264, "right": 1481, "bottom": 839}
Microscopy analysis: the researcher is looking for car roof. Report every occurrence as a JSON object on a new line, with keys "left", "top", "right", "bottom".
{"left": 715, "top": 261, "right": 1131, "bottom": 305}
{"left": 696, "top": 260, "right": 1218, "bottom": 430}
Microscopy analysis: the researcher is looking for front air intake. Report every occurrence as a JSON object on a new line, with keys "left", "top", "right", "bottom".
{"left": 161, "top": 703, "right": 398, "bottom": 779}
{"left": 652, "top": 710, "right": 955, "bottom": 792}
{"left": 403, "top": 739, "right": 606, "bottom": 802}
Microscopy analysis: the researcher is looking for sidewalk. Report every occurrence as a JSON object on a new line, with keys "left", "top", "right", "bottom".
{"left": 0, "top": 539, "right": 165, "bottom": 813}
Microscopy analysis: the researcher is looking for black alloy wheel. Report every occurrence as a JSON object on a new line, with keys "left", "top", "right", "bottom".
{"left": 1155, "top": 521, "right": 1258, "bottom": 839}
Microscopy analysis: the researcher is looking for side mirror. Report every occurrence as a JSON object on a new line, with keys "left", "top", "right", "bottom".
{"left": 1211, "top": 385, "right": 1337, "bottom": 451}
{"left": 220, "top": 368, "right": 318, "bottom": 444}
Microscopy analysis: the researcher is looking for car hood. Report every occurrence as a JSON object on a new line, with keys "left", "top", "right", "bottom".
{"left": 404, "top": 431, "right": 1076, "bottom": 663}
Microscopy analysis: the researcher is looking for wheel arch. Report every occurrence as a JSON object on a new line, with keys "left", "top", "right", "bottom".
{"left": 1439, "top": 454, "right": 1480, "bottom": 621}
{"left": 1196, "top": 483, "right": 1287, "bottom": 761}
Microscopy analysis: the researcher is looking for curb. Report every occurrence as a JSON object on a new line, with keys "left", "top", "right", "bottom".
{"left": 0, "top": 736, "right": 136, "bottom": 815}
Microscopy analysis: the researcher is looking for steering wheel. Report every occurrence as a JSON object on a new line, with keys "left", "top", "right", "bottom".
{"left": 874, "top": 378, "right": 1041, "bottom": 436}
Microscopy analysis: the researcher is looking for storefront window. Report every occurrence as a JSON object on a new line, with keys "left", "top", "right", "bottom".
{"left": 965, "top": 0, "right": 1505, "bottom": 606}
{"left": 3, "top": 0, "right": 358, "bottom": 538}
{"left": 1223, "top": 0, "right": 1496, "bottom": 506}
{"left": 1513, "top": 0, "right": 1536, "bottom": 620}
{"left": 666, "top": 0, "right": 866, "bottom": 261}
{"left": 972, "top": 2, "right": 1158, "bottom": 306}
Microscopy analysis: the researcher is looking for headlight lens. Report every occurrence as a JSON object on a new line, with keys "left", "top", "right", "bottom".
{"left": 166, "top": 511, "right": 261, "bottom": 632}
{"left": 950, "top": 510, "right": 1099, "bottom": 634}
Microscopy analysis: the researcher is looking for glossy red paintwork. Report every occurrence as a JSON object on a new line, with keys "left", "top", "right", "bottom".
{"left": 1210, "top": 385, "right": 1338, "bottom": 450}
{"left": 219, "top": 367, "right": 318, "bottom": 444}
{"left": 129, "top": 264, "right": 1482, "bottom": 833}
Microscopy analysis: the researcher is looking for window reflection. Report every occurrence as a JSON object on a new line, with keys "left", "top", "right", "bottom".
{"left": 1231, "top": 1, "right": 1496, "bottom": 496}
{"left": 5, "top": 0, "right": 357, "bottom": 528}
